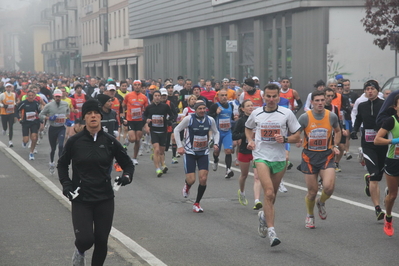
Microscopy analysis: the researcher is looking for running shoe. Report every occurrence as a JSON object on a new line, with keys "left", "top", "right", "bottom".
{"left": 258, "top": 211, "right": 268, "bottom": 238}
{"left": 364, "top": 174, "right": 371, "bottom": 197}
{"left": 346, "top": 152, "right": 352, "bottom": 160}
{"left": 72, "top": 248, "right": 86, "bottom": 266}
{"left": 384, "top": 217, "right": 394, "bottom": 237}
{"left": 286, "top": 161, "right": 293, "bottom": 170}
{"left": 316, "top": 198, "right": 327, "bottom": 220}
{"left": 49, "top": 162, "right": 55, "bottom": 175}
{"left": 193, "top": 203, "right": 203, "bottom": 213}
{"left": 176, "top": 153, "right": 181, "bottom": 158}
{"left": 318, "top": 179, "right": 323, "bottom": 191}
{"left": 33, "top": 148, "right": 38, "bottom": 154}
{"left": 8, "top": 141, "right": 13, "bottom": 148}
{"left": 253, "top": 201, "right": 263, "bottom": 210}
{"left": 138, "top": 149, "right": 143, "bottom": 156}
{"left": 150, "top": 153, "right": 154, "bottom": 161}
{"left": 29, "top": 153, "right": 34, "bottom": 160}
{"left": 182, "top": 183, "right": 190, "bottom": 198}
{"left": 305, "top": 216, "right": 315, "bottom": 229}
{"left": 376, "top": 209, "right": 385, "bottom": 221}
{"left": 335, "top": 162, "right": 341, "bottom": 173}
{"left": 22, "top": 142, "right": 27, "bottom": 148}
{"left": 39, "top": 130, "right": 43, "bottom": 140}
{"left": 162, "top": 165, "right": 168, "bottom": 174}
{"left": 156, "top": 169, "right": 163, "bottom": 177}
{"left": 132, "top": 158, "right": 138, "bottom": 165}
{"left": 114, "top": 163, "right": 122, "bottom": 172}
{"left": 279, "top": 181, "right": 288, "bottom": 193}
{"left": 268, "top": 228, "right": 281, "bottom": 247}
{"left": 358, "top": 147, "right": 364, "bottom": 163}
{"left": 225, "top": 168, "right": 234, "bottom": 178}
{"left": 213, "top": 158, "right": 219, "bottom": 171}
{"left": 238, "top": 189, "right": 248, "bottom": 206}
{"left": 37, "top": 139, "right": 41, "bottom": 145}
{"left": 171, "top": 157, "right": 179, "bottom": 164}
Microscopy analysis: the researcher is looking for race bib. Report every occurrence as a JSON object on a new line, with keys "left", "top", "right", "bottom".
{"left": 26, "top": 111, "right": 36, "bottom": 121}
{"left": 76, "top": 102, "right": 83, "bottom": 109}
{"left": 152, "top": 114, "right": 164, "bottom": 127}
{"left": 308, "top": 128, "right": 328, "bottom": 151}
{"left": 260, "top": 122, "right": 281, "bottom": 142}
{"left": 193, "top": 135, "right": 207, "bottom": 151}
{"left": 131, "top": 107, "right": 142, "bottom": 120}
{"left": 54, "top": 114, "right": 66, "bottom": 126}
{"left": 395, "top": 144, "right": 399, "bottom": 159}
{"left": 6, "top": 104, "right": 14, "bottom": 114}
{"left": 364, "top": 129, "right": 376, "bottom": 142}
{"left": 219, "top": 118, "right": 231, "bottom": 131}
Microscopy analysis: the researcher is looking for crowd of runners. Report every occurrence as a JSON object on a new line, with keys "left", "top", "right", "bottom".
{"left": 1, "top": 71, "right": 398, "bottom": 264}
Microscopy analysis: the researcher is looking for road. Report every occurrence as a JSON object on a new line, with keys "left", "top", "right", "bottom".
{"left": 0, "top": 125, "right": 398, "bottom": 266}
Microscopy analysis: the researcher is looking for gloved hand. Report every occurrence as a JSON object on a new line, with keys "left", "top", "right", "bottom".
{"left": 62, "top": 185, "right": 74, "bottom": 201}
{"left": 350, "top": 131, "right": 358, "bottom": 140}
{"left": 49, "top": 115, "right": 57, "bottom": 121}
{"left": 115, "top": 174, "right": 131, "bottom": 186}
{"left": 391, "top": 138, "right": 399, "bottom": 145}
{"left": 65, "top": 119, "right": 74, "bottom": 127}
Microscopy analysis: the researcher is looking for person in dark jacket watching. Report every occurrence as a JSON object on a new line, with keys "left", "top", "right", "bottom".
{"left": 58, "top": 99, "right": 134, "bottom": 266}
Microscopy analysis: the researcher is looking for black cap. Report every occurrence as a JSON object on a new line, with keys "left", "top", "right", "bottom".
{"left": 244, "top": 78, "right": 255, "bottom": 87}
{"left": 82, "top": 99, "right": 102, "bottom": 118}
{"left": 314, "top": 80, "right": 325, "bottom": 88}
{"left": 97, "top": 94, "right": 111, "bottom": 106}
{"left": 177, "top": 75, "right": 184, "bottom": 80}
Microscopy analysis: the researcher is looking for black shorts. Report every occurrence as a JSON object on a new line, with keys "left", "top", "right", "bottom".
{"left": 299, "top": 149, "right": 335, "bottom": 174}
{"left": 22, "top": 120, "right": 40, "bottom": 136}
{"left": 384, "top": 158, "right": 399, "bottom": 177}
{"left": 339, "top": 134, "right": 346, "bottom": 144}
{"left": 184, "top": 153, "right": 209, "bottom": 174}
{"left": 363, "top": 144, "right": 387, "bottom": 181}
{"left": 151, "top": 131, "right": 167, "bottom": 146}
{"left": 127, "top": 120, "right": 144, "bottom": 131}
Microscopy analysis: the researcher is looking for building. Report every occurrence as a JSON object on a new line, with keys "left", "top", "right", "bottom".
{"left": 128, "top": 0, "right": 395, "bottom": 96}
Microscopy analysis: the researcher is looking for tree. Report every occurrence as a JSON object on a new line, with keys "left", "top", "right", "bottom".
{"left": 361, "top": 0, "right": 399, "bottom": 50}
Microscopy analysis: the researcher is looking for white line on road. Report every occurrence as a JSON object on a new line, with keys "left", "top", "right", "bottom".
{"left": 0, "top": 141, "right": 167, "bottom": 266}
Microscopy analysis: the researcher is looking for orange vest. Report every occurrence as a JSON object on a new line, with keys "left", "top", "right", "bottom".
{"left": 124, "top": 91, "right": 148, "bottom": 121}
{"left": 111, "top": 97, "right": 121, "bottom": 124}
{"left": 279, "top": 89, "right": 295, "bottom": 110}
{"left": 303, "top": 110, "right": 334, "bottom": 151}
{"left": 331, "top": 93, "right": 342, "bottom": 120}
{"left": 0, "top": 93, "right": 16, "bottom": 115}
{"left": 243, "top": 90, "right": 263, "bottom": 108}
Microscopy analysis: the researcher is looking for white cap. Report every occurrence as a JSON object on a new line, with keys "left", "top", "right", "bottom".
{"left": 160, "top": 88, "right": 168, "bottom": 95}
{"left": 252, "top": 76, "right": 259, "bottom": 81}
{"left": 107, "top": 84, "right": 116, "bottom": 90}
{"left": 5, "top": 83, "right": 13, "bottom": 87}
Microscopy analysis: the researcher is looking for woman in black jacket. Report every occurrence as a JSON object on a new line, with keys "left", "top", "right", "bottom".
{"left": 58, "top": 99, "right": 134, "bottom": 266}
{"left": 232, "top": 99, "right": 262, "bottom": 211}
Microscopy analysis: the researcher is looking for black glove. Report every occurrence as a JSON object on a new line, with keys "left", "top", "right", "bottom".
{"left": 3, "top": 104, "right": 8, "bottom": 109}
{"left": 62, "top": 185, "right": 74, "bottom": 201}
{"left": 350, "top": 131, "right": 358, "bottom": 140}
{"left": 116, "top": 174, "right": 131, "bottom": 186}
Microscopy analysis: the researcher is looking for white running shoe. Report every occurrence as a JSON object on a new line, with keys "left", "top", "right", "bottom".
{"left": 49, "top": 162, "right": 55, "bottom": 175}
{"left": 268, "top": 228, "right": 281, "bottom": 247}
{"left": 305, "top": 216, "right": 315, "bottom": 229}
{"left": 258, "top": 211, "right": 267, "bottom": 238}
{"left": 29, "top": 153, "right": 34, "bottom": 160}
{"left": 72, "top": 248, "right": 85, "bottom": 266}
{"left": 8, "top": 141, "right": 13, "bottom": 147}
{"left": 212, "top": 159, "right": 219, "bottom": 171}
{"left": 182, "top": 183, "right": 190, "bottom": 198}
{"left": 132, "top": 158, "right": 138, "bottom": 165}
{"left": 33, "top": 148, "right": 38, "bottom": 154}
{"left": 279, "top": 181, "right": 288, "bottom": 193}
{"left": 316, "top": 198, "right": 327, "bottom": 220}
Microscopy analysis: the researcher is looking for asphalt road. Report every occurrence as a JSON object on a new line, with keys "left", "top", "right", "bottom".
{"left": 1, "top": 125, "right": 398, "bottom": 266}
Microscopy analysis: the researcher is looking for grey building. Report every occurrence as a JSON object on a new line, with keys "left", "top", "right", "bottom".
{"left": 128, "top": 0, "right": 372, "bottom": 96}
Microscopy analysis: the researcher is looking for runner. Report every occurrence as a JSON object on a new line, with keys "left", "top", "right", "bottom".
{"left": 0, "top": 83, "right": 16, "bottom": 147}
{"left": 351, "top": 79, "right": 386, "bottom": 220}
{"left": 374, "top": 93, "right": 399, "bottom": 237}
{"left": 17, "top": 90, "right": 41, "bottom": 160}
{"left": 58, "top": 99, "right": 134, "bottom": 266}
{"left": 173, "top": 101, "right": 220, "bottom": 212}
{"left": 123, "top": 80, "right": 149, "bottom": 165}
{"left": 143, "top": 90, "right": 174, "bottom": 177}
{"left": 39, "top": 89, "right": 70, "bottom": 174}
{"left": 232, "top": 99, "right": 263, "bottom": 210}
{"left": 245, "top": 83, "right": 301, "bottom": 247}
{"left": 297, "top": 90, "right": 341, "bottom": 229}
{"left": 209, "top": 88, "right": 237, "bottom": 178}
{"left": 279, "top": 77, "right": 302, "bottom": 113}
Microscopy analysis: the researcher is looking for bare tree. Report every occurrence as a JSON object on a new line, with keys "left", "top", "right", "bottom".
{"left": 361, "top": 0, "right": 399, "bottom": 50}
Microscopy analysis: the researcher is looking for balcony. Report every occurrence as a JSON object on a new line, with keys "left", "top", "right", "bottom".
{"left": 41, "top": 8, "right": 54, "bottom": 22}
{"left": 64, "top": 0, "right": 77, "bottom": 10}
{"left": 52, "top": 1, "right": 67, "bottom": 17}
{"left": 42, "top": 42, "right": 54, "bottom": 54}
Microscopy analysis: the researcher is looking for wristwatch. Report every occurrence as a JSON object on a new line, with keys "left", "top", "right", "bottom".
{"left": 333, "top": 145, "right": 339, "bottom": 149}
{"left": 283, "top": 136, "right": 288, "bottom": 143}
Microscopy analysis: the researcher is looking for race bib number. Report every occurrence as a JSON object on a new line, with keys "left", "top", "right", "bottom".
{"left": 152, "top": 114, "right": 164, "bottom": 127}
{"left": 218, "top": 118, "right": 231, "bottom": 131}
{"left": 260, "top": 122, "right": 281, "bottom": 142}
{"left": 395, "top": 144, "right": 399, "bottom": 159}
{"left": 364, "top": 129, "right": 376, "bottom": 142}
{"left": 54, "top": 114, "right": 66, "bottom": 126}
{"left": 6, "top": 104, "right": 14, "bottom": 114}
{"left": 308, "top": 128, "right": 328, "bottom": 151}
{"left": 131, "top": 108, "right": 142, "bottom": 120}
{"left": 193, "top": 135, "right": 207, "bottom": 151}
{"left": 26, "top": 111, "right": 36, "bottom": 121}
{"left": 76, "top": 102, "right": 83, "bottom": 109}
